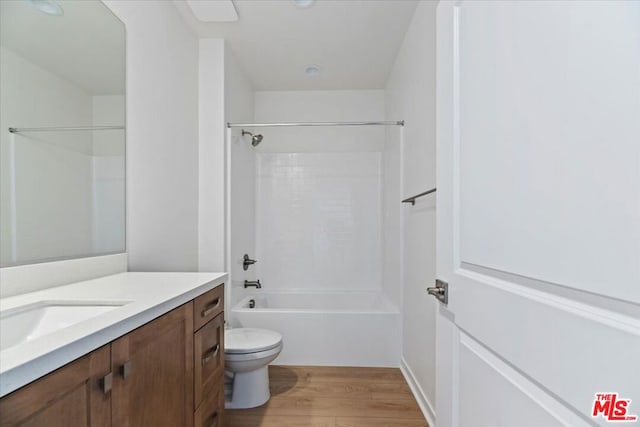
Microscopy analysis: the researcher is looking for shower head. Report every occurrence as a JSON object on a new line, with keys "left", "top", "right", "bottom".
{"left": 251, "top": 134, "right": 263, "bottom": 146}
{"left": 242, "top": 130, "right": 263, "bottom": 147}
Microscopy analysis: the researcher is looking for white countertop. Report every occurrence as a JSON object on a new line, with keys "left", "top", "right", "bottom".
{"left": 0, "top": 271, "right": 227, "bottom": 397}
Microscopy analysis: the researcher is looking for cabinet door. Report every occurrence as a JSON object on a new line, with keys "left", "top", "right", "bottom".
{"left": 111, "top": 303, "right": 194, "bottom": 427}
{"left": 0, "top": 345, "right": 111, "bottom": 427}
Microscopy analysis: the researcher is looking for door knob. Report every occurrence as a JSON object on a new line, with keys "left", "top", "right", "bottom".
{"left": 427, "top": 279, "right": 448, "bottom": 304}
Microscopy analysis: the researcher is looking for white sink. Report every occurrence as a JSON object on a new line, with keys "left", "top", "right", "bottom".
{"left": 0, "top": 301, "right": 127, "bottom": 351}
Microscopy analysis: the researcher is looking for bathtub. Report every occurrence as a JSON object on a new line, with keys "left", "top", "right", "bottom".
{"left": 230, "top": 292, "right": 400, "bottom": 367}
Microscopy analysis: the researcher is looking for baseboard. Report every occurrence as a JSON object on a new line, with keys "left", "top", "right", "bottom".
{"left": 400, "top": 357, "right": 436, "bottom": 427}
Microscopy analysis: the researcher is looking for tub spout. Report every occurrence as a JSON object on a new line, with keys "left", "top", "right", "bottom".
{"left": 244, "top": 280, "right": 261, "bottom": 289}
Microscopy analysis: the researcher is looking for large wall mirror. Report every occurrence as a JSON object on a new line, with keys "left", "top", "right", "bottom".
{"left": 0, "top": 0, "right": 125, "bottom": 267}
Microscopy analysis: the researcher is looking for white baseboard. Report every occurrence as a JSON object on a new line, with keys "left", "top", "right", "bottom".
{"left": 400, "top": 356, "right": 436, "bottom": 427}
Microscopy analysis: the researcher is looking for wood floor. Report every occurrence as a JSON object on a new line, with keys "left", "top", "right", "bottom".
{"left": 226, "top": 366, "right": 429, "bottom": 427}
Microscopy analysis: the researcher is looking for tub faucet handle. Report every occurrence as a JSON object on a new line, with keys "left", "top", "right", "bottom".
{"left": 243, "top": 254, "right": 257, "bottom": 271}
{"left": 244, "top": 280, "right": 261, "bottom": 289}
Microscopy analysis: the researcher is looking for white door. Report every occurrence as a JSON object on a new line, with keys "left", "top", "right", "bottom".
{"left": 435, "top": 2, "right": 640, "bottom": 426}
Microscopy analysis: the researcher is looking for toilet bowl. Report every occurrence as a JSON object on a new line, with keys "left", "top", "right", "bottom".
{"left": 224, "top": 328, "right": 283, "bottom": 409}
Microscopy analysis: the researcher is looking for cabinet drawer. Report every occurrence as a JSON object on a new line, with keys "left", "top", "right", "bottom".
{"left": 194, "top": 387, "right": 223, "bottom": 427}
{"left": 194, "top": 312, "right": 224, "bottom": 408}
{"left": 194, "top": 285, "right": 224, "bottom": 331}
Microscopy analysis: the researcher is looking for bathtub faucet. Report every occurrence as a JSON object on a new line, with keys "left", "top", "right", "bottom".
{"left": 243, "top": 254, "right": 257, "bottom": 271}
{"left": 244, "top": 280, "right": 262, "bottom": 289}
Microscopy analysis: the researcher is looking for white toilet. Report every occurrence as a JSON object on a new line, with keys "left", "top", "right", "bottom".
{"left": 224, "top": 328, "right": 283, "bottom": 409}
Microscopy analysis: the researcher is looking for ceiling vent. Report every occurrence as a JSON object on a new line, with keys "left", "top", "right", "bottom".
{"left": 186, "top": 0, "right": 238, "bottom": 22}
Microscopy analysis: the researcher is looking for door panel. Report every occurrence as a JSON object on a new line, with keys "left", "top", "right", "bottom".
{"left": 453, "top": 271, "right": 640, "bottom": 424}
{"left": 458, "top": 332, "right": 585, "bottom": 427}
{"left": 20, "top": 385, "right": 87, "bottom": 427}
{"left": 436, "top": 1, "right": 640, "bottom": 426}
{"left": 457, "top": 0, "right": 640, "bottom": 303}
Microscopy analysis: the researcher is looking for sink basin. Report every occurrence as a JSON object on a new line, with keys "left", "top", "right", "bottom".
{"left": 0, "top": 301, "right": 127, "bottom": 351}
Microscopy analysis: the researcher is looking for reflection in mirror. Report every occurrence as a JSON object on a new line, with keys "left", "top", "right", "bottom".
{"left": 0, "top": 0, "right": 125, "bottom": 267}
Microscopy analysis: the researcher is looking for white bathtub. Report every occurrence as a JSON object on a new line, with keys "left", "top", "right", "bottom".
{"left": 231, "top": 292, "right": 401, "bottom": 367}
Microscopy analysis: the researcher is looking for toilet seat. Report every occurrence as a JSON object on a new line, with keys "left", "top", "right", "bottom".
{"left": 225, "top": 328, "right": 282, "bottom": 354}
{"left": 224, "top": 343, "right": 283, "bottom": 362}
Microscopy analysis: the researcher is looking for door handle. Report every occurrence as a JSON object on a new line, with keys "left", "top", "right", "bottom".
{"left": 427, "top": 279, "right": 448, "bottom": 304}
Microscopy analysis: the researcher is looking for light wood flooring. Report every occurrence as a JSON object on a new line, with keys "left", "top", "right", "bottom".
{"left": 226, "top": 366, "right": 429, "bottom": 427}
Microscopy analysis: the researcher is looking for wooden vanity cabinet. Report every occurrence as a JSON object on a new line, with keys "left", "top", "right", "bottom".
{"left": 111, "top": 303, "right": 194, "bottom": 427}
{"left": 0, "top": 285, "right": 225, "bottom": 427}
{"left": 0, "top": 345, "right": 111, "bottom": 427}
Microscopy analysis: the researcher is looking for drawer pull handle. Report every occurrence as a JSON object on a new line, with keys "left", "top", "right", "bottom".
{"left": 207, "top": 411, "right": 218, "bottom": 427}
{"left": 100, "top": 372, "right": 113, "bottom": 394}
{"left": 120, "top": 361, "right": 132, "bottom": 379}
{"left": 202, "top": 344, "right": 220, "bottom": 366}
{"left": 201, "top": 298, "right": 221, "bottom": 317}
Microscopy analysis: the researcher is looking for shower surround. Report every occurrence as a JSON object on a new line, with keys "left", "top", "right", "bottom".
{"left": 256, "top": 152, "right": 382, "bottom": 292}
{"left": 227, "top": 90, "right": 402, "bottom": 366}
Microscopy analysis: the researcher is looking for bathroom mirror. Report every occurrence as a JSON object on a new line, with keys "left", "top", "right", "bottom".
{"left": 0, "top": 0, "right": 125, "bottom": 267}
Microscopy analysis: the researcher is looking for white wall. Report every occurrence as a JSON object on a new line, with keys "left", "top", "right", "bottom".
{"left": 382, "top": 124, "right": 403, "bottom": 309}
{"left": 198, "top": 41, "right": 256, "bottom": 293}
{"left": 105, "top": 0, "right": 200, "bottom": 272}
{"left": 0, "top": 46, "right": 94, "bottom": 267}
{"left": 198, "top": 39, "right": 226, "bottom": 273}
{"left": 385, "top": 1, "right": 438, "bottom": 424}
{"left": 225, "top": 48, "right": 256, "bottom": 308}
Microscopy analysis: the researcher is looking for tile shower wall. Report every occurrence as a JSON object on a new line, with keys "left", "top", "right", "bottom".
{"left": 256, "top": 152, "right": 382, "bottom": 291}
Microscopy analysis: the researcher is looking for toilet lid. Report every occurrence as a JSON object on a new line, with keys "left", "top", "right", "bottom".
{"left": 225, "top": 328, "right": 282, "bottom": 354}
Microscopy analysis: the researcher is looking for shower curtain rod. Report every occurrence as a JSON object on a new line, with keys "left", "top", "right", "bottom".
{"left": 226, "top": 121, "right": 404, "bottom": 128}
{"left": 9, "top": 126, "right": 125, "bottom": 133}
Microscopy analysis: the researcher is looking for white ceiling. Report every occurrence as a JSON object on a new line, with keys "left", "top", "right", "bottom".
{"left": 174, "top": 0, "right": 419, "bottom": 91}
{"left": 0, "top": 0, "right": 125, "bottom": 95}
